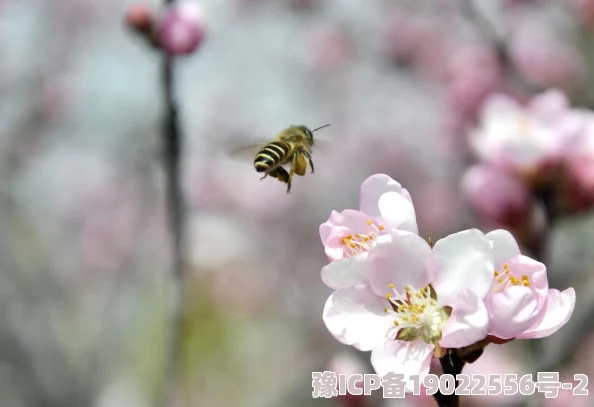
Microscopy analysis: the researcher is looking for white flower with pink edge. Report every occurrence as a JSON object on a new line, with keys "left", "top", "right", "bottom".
{"left": 323, "top": 229, "right": 494, "bottom": 384}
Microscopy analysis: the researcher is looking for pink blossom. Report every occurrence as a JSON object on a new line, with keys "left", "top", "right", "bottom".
{"left": 469, "top": 90, "right": 579, "bottom": 174}
{"left": 323, "top": 229, "right": 493, "bottom": 384}
{"left": 461, "top": 164, "right": 531, "bottom": 223}
{"left": 484, "top": 230, "right": 576, "bottom": 340}
{"left": 319, "top": 174, "right": 417, "bottom": 262}
{"left": 157, "top": 2, "right": 205, "bottom": 56}
{"left": 319, "top": 174, "right": 417, "bottom": 290}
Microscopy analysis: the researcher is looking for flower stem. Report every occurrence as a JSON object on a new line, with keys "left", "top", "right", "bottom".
{"left": 159, "top": 2, "right": 187, "bottom": 405}
{"left": 433, "top": 350, "right": 465, "bottom": 407}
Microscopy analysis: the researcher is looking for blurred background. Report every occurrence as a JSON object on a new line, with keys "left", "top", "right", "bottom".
{"left": 1, "top": 0, "right": 593, "bottom": 406}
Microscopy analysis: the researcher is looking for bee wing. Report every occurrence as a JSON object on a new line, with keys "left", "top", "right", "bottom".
{"left": 228, "top": 142, "right": 267, "bottom": 162}
{"left": 310, "top": 139, "right": 333, "bottom": 156}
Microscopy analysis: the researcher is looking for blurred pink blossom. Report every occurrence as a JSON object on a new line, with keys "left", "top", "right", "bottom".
{"left": 463, "top": 344, "right": 526, "bottom": 406}
{"left": 485, "top": 230, "right": 576, "bottom": 340}
{"left": 327, "top": 351, "right": 369, "bottom": 407}
{"left": 510, "top": 35, "right": 585, "bottom": 91}
{"left": 566, "top": 112, "right": 594, "bottom": 204}
{"left": 559, "top": 0, "right": 594, "bottom": 32}
{"left": 157, "top": 1, "right": 205, "bottom": 56}
{"left": 543, "top": 375, "right": 591, "bottom": 407}
{"left": 461, "top": 164, "right": 531, "bottom": 224}
{"left": 414, "top": 182, "right": 465, "bottom": 236}
{"left": 307, "top": 26, "right": 352, "bottom": 71}
{"left": 381, "top": 16, "right": 449, "bottom": 78}
{"left": 185, "top": 157, "right": 294, "bottom": 218}
{"left": 469, "top": 90, "right": 578, "bottom": 175}
{"left": 445, "top": 45, "right": 502, "bottom": 121}
{"left": 323, "top": 229, "right": 493, "bottom": 385}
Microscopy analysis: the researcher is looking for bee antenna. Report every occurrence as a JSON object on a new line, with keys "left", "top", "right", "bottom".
{"left": 312, "top": 124, "right": 330, "bottom": 132}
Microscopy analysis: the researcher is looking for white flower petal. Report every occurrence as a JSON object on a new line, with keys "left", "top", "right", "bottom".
{"left": 487, "top": 285, "right": 539, "bottom": 340}
{"left": 359, "top": 174, "right": 405, "bottom": 217}
{"left": 378, "top": 192, "right": 418, "bottom": 234}
{"left": 321, "top": 254, "right": 369, "bottom": 290}
{"left": 323, "top": 286, "right": 394, "bottom": 351}
{"left": 432, "top": 229, "right": 495, "bottom": 304}
{"left": 440, "top": 289, "right": 489, "bottom": 348}
{"left": 367, "top": 231, "right": 433, "bottom": 297}
{"left": 486, "top": 229, "right": 521, "bottom": 267}
{"left": 370, "top": 340, "right": 433, "bottom": 391}
{"left": 516, "top": 288, "right": 576, "bottom": 339}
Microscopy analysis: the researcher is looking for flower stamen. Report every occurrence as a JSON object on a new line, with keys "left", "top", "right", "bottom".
{"left": 492, "top": 264, "right": 532, "bottom": 292}
{"left": 340, "top": 220, "right": 386, "bottom": 257}
{"left": 383, "top": 283, "right": 449, "bottom": 345}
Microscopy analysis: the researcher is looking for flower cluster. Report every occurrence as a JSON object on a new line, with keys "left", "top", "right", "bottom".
{"left": 319, "top": 174, "right": 575, "bottom": 384}
{"left": 463, "top": 90, "right": 594, "bottom": 231}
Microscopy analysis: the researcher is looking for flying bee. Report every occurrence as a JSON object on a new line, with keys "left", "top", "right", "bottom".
{"left": 231, "top": 124, "right": 330, "bottom": 193}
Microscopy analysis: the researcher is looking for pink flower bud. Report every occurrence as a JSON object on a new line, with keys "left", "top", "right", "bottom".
{"left": 124, "top": 3, "right": 154, "bottom": 33}
{"left": 157, "top": 2, "right": 205, "bottom": 56}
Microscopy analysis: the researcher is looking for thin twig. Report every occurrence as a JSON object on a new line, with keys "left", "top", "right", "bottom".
{"left": 159, "top": 0, "right": 187, "bottom": 405}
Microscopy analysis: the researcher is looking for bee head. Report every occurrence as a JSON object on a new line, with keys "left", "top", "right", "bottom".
{"left": 294, "top": 125, "right": 314, "bottom": 140}
{"left": 294, "top": 124, "right": 330, "bottom": 140}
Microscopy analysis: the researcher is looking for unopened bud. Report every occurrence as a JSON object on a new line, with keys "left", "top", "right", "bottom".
{"left": 157, "top": 2, "right": 205, "bottom": 56}
{"left": 124, "top": 3, "right": 154, "bottom": 34}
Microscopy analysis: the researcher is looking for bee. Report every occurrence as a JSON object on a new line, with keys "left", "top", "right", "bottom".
{"left": 231, "top": 124, "right": 330, "bottom": 193}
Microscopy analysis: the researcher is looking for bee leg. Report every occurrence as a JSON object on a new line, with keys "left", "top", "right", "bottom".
{"left": 272, "top": 167, "right": 291, "bottom": 193}
{"left": 294, "top": 153, "right": 307, "bottom": 176}
{"left": 260, "top": 174, "right": 268, "bottom": 181}
{"left": 286, "top": 154, "right": 304, "bottom": 193}
{"left": 303, "top": 151, "right": 314, "bottom": 173}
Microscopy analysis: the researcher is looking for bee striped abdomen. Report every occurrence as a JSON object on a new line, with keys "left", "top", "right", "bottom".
{"left": 254, "top": 141, "right": 290, "bottom": 172}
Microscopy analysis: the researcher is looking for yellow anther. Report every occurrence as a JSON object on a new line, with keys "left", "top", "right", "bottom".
{"left": 503, "top": 263, "right": 509, "bottom": 269}
{"left": 379, "top": 225, "right": 385, "bottom": 231}
{"left": 494, "top": 271, "right": 500, "bottom": 276}
{"left": 383, "top": 307, "right": 388, "bottom": 313}
{"left": 388, "top": 283, "right": 395, "bottom": 289}
{"left": 385, "top": 293, "right": 391, "bottom": 299}
{"left": 350, "top": 243, "right": 356, "bottom": 249}
{"left": 393, "top": 321, "right": 399, "bottom": 326}
{"left": 497, "top": 277, "right": 504, "bottom": 283}
{"left": 355, "top": 233, "right": 361, "bottom": 238}
{"left": 367, "top": 220, "right": 373, "bottom": 225}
